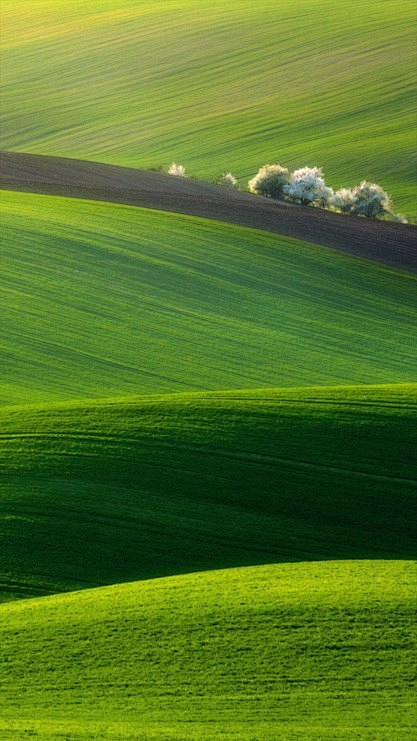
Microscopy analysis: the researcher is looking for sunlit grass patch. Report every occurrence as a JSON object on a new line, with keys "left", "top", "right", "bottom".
{"left": 0, "top": 560, "right": 416, "bottom": 738}
{"left": 2, "top": 190, "right": 417, "bottom": 407}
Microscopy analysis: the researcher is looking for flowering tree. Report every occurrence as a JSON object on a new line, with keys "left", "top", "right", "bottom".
{"left": 168, "top": 162, "right": 186, "bottom": 177}
{"left": 331, "top": 187, "right": 356, "bottom": 214}
{"left": 248, "top": 164, "right": 289, "bottom": 199}
{"left": 332, "top": 181, "right": 406, "bottom": 221}
{"left": 284, "top": 166, "right": 333, "bottom": 207}
{"left": 349, "top": 181, "right": 391, "bottom": 218}
{"left": 217, "top": 172, "right": 239, "bottom": 189}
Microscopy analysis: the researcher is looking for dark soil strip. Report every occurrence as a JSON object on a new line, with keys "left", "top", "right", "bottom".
{"left": 1, "top": 151, "right": 416, "bottom": 274}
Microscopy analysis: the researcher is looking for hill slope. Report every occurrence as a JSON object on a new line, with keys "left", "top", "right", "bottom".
{"left": 1, "top": 0, "right": 416, "bottom": 215}
{"left": 2, "top": 190, "right": 417, "bottom": 406}
{"left": 0, "top": 561, "right": 416, "bottom": 739}
{"left": 1, "top": 384, "right": 416, "bottom": 600}
{"left": 2, "top": 152, "right": 416, "bottom": 274}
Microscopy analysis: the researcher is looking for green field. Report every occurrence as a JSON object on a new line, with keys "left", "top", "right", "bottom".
{"left": 1, "top": 0, "right": 416, "bottom": 215}
{"left": 2, "top": 190, "right": 417, "bottom": 406}
{"left": 1, "top": 2, "right": 416, "bottom": 731}
{"left": 0, "top": 561, "right": 416, "bottom": 739}
{"left": 1, "top": 383, "right": 416, "bottom": 600}
{"left": 1, "top": 183, "right": 416, "bottom": 736}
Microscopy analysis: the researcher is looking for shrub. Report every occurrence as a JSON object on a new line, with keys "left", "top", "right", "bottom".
{"left": 168, "top": 162, "right": 186, "bottom": 177}
{"left": 332, "top": 182, "right": 403, "bottom": 221}
{"left": 389, "top": 212, "right": 408, "bottom": 224}
{"left": 331, "top": 187, "right": 356, "bottom": 214}
{"left": 349, "top": 180, "right": 392, "bottom": 219}
{"left": 284, "top": 166, "right": 333, "bottom": 207}
{"left": 248, "top": 164, "right": 289, "bottom": 199}
{"left": 217, "top": 172, "right": 239, "bottom": 189}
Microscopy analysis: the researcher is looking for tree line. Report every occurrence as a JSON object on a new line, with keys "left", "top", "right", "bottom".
{"left": 167, "top": 162, "right": 406, "bottom": 222}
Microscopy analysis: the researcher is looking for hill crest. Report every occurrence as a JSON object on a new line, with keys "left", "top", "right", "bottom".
{"left": 2, "top": 151, "right": 416, "bottom": 274}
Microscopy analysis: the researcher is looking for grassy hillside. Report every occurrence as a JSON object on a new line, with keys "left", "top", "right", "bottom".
{"left": 0, "top": 560, "right": 416, "bottom": 739}
{"left": 1, "top": 0, "right": 416, "bottom": 215}
{"left": 1, "top": 384, "right": 416, "bottom": 599}
{"left": 2, "top": 190, "right": 417, "bottom": 406}
{"left": 2, "top": 4, "right": 416, "bottom": 734}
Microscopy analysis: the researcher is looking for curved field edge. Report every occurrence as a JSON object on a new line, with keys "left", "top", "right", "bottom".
{"left": 2, "top": 153, "right": 417, "bottom": 274}
{"left": 1, "top": 383, "right": 416, "bottom": 600}
{"left": 1, "top": 0, "right": 416, "bottom": 216}
{"left": 0, "top": 560, "right": 416, "bottom": 739}
{"left": 2, "top": 190, "right": 417, "bottom": 406}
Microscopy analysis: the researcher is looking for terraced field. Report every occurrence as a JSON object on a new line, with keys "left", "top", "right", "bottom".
{"left": 2, "top": 0, "right": 416, "bottom": 216}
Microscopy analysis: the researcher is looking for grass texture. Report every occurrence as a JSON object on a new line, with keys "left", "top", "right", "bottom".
{"left": 2, "top": 4, "right": 416, "bottom": 733}
{"left": 2, "top": 190, "right": 417, "bottom": 406}
{"left": 0, "top": 560, "right": 416, "bottom": 739}
{"left": 1, "top": 0, "right": 416, "bottom": 215}
{"left": 1, "top": 383, "right": 416, "bottom": 600}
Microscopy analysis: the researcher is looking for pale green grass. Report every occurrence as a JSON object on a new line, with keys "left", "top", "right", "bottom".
{"left": 0, "top": 560, "right": 416, "bottom": 739}
{"left": 2, "top": 190, "right": 417, "bottom": 406}
{"left": 1, "top": 383, "right": 416, "bottom": 599}
{"left": 1, "top": 0, "right": 415, "bottom": 215}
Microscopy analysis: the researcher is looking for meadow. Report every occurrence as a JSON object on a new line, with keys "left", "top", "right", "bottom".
{"left": 2, "top": 190, "right": 417, "bottom": 406}
{"left": 1, "top": 1, "right": 416, "bottom": 735}
{"left": 1, "top": 185, "right": 416, "bottom": 737}
{"left": 1, "top": 0, "right": 416, "bottom": 216}
{"left": 1, "top": 383, "right": 416, "bottom": 600}
{"left": 0, "top": 560, "right": 416, "bottom": 739}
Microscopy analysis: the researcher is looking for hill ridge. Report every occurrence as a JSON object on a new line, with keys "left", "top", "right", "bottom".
{"left": 1, "top": 383, "right": 416, "bottom": 600}
{"left": 2, "top": 151, "right": 417, "bottom": 274}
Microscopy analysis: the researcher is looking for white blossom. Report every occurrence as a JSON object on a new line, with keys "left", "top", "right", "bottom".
{"left": 350, "top": 181, "right": 391, "bottom": 218}
{"left": 168, "top": 162, "right": 186, "bottom": 177}
{"left": 284, "top": 166, "right": 333, "bottom": 207}
{"left": 248, "top": 164, "right": 289, "bottom": 199}
{"left": 219, "top": 172, "right": 239, "bottom": 189}
{"left": 389, "top": 212, "right": 408, "bottom": 224}
{"left": 331, "top": 187, "right": 356, "bottom": 214}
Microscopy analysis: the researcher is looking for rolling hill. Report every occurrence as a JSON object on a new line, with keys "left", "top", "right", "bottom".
{"left": 1, "top": 0, "right": 416, "bottom": 216}
{"left": 1, "top": 384, "right": 416, "bottom": 600}
{"left": 1, "top": 153, "right": 416, "bottom": 738}
{"left": 2, "top": 189, "right": 417, "bottom": 406}
{"left": 1, "top": 181, "right": 416, "bottom": 736}
{"left": 1, "top": 1, "right": 416, "bottom": 737}
{"left": 0, "top": 561, "right": 416, "bottom": 739}
{"left": 2, "top": 152, "right": 417, "bottom": 273}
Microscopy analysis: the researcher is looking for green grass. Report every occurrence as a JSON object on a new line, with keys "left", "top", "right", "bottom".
{"left": 0, "top": 560, "right": 416, "bottom": 739}
{"left": 1, "top": 0, "right": 416, "bottom": 215}
{"left": 2, "top": 190, "right": 417, "bottom": 406}
{"left": 1, "top": 383, "right": 416, "bottom": 599}
{"left": 2, "top": 4, "right": 416, "bottom": 730}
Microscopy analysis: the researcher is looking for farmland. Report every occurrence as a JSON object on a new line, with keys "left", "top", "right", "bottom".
{"left": 1, "top": 0, "right": 416, "bottom": 737}
{"left": 1, "top": 180, "right": 416, "bottom": 738}
{"left": 0, "top": 561, "right": 416, "bottom": 739}
{"left": 1, "top": 383, "right": 416, "bottom": 600}
{"left": 1, "top": 0, "right": 416, "bottom": 216}
{"left": 2, "top": 189, "right": 417, "bottom": 406}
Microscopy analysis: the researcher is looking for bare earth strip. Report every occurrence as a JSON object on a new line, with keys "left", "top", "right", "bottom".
{"left": 1, "top": 151, "right": 416, "bottom": 274}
